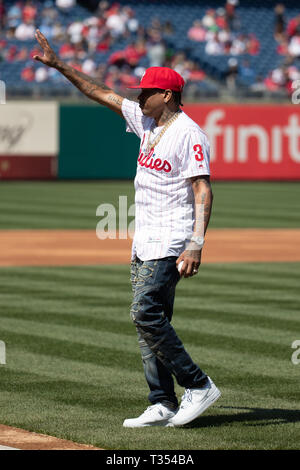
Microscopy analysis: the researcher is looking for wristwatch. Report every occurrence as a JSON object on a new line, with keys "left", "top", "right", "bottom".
{"left": 190, "top": 236, "right": 205, "bottom": 249}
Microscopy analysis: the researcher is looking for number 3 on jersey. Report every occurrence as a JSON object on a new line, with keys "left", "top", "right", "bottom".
{"left": 193, "top": 144, "right": 204, "bottom": 163}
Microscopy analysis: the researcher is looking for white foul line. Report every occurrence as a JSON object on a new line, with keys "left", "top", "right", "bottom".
{"left": 0, "top": 445, "right": 20, "bottom": 450}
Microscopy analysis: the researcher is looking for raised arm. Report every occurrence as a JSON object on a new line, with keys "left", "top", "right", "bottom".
{"left": 33, "top": 29, "right": 124, "bottom": 117}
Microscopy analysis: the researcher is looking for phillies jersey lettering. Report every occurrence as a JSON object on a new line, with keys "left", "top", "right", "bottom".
{"left": 121, "top": 98, "right": 210, "bottom": 261}
{"left": 138, "top": 146, "right": 172, "bottom": 173}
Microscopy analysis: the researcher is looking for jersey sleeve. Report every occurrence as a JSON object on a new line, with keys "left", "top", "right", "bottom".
{"left": 121, "top": 98, "right": 146, "bottom": 139}
{"left": 179, "top": 127, "right": 210, "bottom": 178}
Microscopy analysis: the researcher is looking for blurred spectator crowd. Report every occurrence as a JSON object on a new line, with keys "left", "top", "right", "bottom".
{"left": 187, "top": 0, "right": 260, "bottom": 57}
{"left": 0, "top": 0, "right": 299, "bottom": 99}
{"left": 263, "top": 3, "right": 300, "bottom": 95}
{"left": 0, "top": 0, "right": 208, "bottom": 94}
{"left": 211, "top": 1, "right": 300, "bottom": 96}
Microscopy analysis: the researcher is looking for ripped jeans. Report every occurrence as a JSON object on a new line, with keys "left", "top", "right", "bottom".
{"left": 130, "top": 256, "right": 207, "bottom": 410}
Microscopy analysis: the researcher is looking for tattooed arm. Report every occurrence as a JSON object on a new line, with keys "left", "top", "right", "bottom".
{"left": 176, "top": 175, "right": 213, "bottom": 278}
{"left": 33, "top": 30, "right": 124, "bottom": 117}
{"left": 190, "top": 175, "right": 213, "bottom": 237}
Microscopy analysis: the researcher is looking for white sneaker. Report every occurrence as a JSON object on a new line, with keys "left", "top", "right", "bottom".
{"left": 170, "top": 377, "right": 221, "bottom": 426}
{"left": 123, "top": 403, "right": 177, "bottom": 428}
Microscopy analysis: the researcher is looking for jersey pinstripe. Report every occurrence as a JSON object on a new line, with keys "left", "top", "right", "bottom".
{"left": 121, "top": 98, "right": 210, "bottom": 261}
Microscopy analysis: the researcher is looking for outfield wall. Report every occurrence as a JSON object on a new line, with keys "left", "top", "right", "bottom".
{"left": 58, "top": 104, "right": 138, "bottom": 179}
{"left": 0, "top": 102, "right": 58, "bottom": 179}
{"left": 0, "top": 102, "right": 299, "bottom": 180}
{"left": 184, "top": 104, "right": 300, "bottom": 180}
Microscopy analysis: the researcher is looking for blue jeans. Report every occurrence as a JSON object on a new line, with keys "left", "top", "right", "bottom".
{"left": 130, "top": 256, "right": 207, "bottom": 410}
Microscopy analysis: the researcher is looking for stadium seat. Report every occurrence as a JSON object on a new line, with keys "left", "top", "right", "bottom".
{"left": 1, "top": 0, "right": 300, "bottom": 95}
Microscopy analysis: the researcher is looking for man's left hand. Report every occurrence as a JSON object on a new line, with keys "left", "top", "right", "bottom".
{"left": 176, "top": 246, "right": 202, "bottom": 278}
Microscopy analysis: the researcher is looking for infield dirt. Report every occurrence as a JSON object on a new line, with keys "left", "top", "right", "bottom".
{"left": 0, "top": 228, "right": 299, "bottom": 266}
{"left": 0, "top": 425, "right": 101, "bottom": 450}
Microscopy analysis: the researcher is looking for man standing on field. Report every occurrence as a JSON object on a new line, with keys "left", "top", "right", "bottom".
{"left": 34, "top": 29, "right": 221, "bottom": 428}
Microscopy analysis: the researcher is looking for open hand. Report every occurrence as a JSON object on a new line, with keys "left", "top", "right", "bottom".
{"left": 33, "top": 29, "right": 58, "bottom": 68}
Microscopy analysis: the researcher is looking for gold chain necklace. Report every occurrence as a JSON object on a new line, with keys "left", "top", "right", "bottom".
{"left": 145, "top": 111, "right": 181, "bottom": 155}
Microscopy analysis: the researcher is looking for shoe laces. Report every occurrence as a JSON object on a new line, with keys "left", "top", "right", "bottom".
{"left": 143, "top": 404, "right": 161, "bottom": 415}
{"left": 180, "top": 389, "right": 193, "bottom": 409}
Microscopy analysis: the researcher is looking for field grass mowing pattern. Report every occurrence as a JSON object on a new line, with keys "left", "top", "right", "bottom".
{"left": 0, "top": 181, "right": 300, "bottom": 229}
{"left": 0, "top": 263, "right": 300, "bottom": 449}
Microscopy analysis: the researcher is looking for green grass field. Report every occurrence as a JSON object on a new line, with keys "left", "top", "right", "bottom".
{"left": 0, "top": 181, "right": 300, "bottom": 229}
{"left": 0, "top": 181, "right": 300, "bottom": 450}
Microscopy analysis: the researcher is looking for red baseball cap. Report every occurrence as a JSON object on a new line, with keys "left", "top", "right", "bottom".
{"left": 128, "top": 67, "right": 185, "bottom": 92}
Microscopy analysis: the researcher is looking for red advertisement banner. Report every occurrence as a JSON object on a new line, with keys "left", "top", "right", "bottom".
{"left": 0, "top": 156, "right": 57, "bottom": 180}
{"left": 184, "top": 104, "right": 300, "bottom": 180}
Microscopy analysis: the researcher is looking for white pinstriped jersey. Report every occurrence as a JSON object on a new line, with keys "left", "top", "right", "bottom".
{"left": 121, "top": 98, "right": 210, "bottom": 261}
